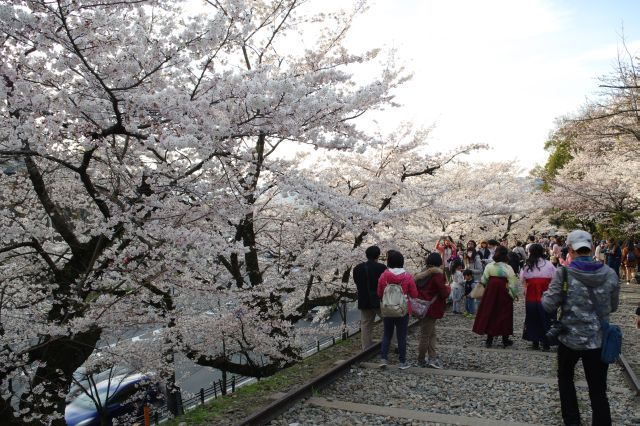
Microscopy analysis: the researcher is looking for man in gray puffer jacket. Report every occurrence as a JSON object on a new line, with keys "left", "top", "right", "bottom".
{"left": 542, "top": 230, "right": 619, "bottom": 426}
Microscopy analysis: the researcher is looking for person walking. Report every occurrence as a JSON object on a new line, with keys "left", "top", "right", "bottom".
{"left": 606, "top": 239, "right": 622, "bottom": 277}
{"left": 520, "top": 244, "right": 556, "bottom": 350}
{"left": 622, "top": 240, "right": 637, "bottom": 284}
{"left": 594, "top": 240, "right": 606, "bottom": 264}
{"left": 352, "top": 245, "right": 387, "bottom": 350}
{"left": 472, "top": 246, "right": 519, "bottom": 348}
{"left": 377, "top": 250, "right": 418, "bottom": 369}
{"left": 542, "top": 230, "right": 619, "bottom": 426}
{"left": 414, "top": 253, "right": 451, "bottom": 369}
{"left": 512, "top": 241, "right": 527, "bottom": 265}
{"left": 525, "top": 235, "right": 536, "bottom": 256}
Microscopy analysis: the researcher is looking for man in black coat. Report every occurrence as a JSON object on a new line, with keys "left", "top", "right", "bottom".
{"left": 352, "top": 246, "right": 387, "bottom": 349}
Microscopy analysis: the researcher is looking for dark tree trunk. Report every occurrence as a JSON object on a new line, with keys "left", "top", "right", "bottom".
{"left": 18, "top": 327, "right": 101, "bottom": 425}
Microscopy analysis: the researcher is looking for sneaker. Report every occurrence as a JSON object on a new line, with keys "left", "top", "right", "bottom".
{"left": 379, "top": 359, "right": 388, "bottom": 367}
{"left": 398, "top": 362, "right": 410, "bottom": 370}
{"left": 417, "top": 359, "right": 428, "bottom": 368}
{"left": 428, "top": 358, "right": 443, "bottom": 369}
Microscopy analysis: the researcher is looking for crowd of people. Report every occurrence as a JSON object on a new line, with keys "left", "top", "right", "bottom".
{"left": 353, "top": 230, "right": 623, "bottom": 426}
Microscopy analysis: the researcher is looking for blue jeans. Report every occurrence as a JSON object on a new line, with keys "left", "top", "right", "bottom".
{"left": 465, "top": 297, "right": 475, "bottom": 314}
{"left": 381, "top": 315, "right": 409, "bottom": 363}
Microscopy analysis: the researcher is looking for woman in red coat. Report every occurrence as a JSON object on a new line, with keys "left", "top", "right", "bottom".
{"left": 472, "top": 246, "right": 519, "bottom": 348}
{"left": 414, "top": 252, "right": 451, "bottom": 369}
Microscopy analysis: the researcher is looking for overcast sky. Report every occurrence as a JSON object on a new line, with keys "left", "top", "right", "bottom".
{"left": 337, "top": 0, "right": 640, "bottom": 171}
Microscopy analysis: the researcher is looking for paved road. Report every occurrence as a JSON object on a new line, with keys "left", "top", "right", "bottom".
{"left": 176, "top": 301, "right": 359, "bottom": 396}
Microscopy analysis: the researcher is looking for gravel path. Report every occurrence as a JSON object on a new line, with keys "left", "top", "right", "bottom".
{"left": 270, "top": 279, "right": 640, "bottom": 425}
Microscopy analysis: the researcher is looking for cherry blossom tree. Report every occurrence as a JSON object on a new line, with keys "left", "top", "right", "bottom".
{"left": 0, "top": 1, "right": 549, "bottom": 424}
{"left": 544, "top": 135, "right": 640, "bottom": 235}
{"left": 0, "top": 0, "right": 408, "bottom": 423}
{"left": 539, "top": 45, "right": 640, "bottom": 236}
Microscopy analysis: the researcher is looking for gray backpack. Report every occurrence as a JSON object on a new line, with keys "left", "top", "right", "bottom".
{"left": 380, "top": 280, "right": 408, "bottom": 318}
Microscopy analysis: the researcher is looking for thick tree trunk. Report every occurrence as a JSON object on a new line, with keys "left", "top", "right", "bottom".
{"left": 18, "top": 328, "right": 100, "bottom": 425}
{"left": 239, "top": 212, "right": 262, "bottom": 287}
{"left": 0, "top": 397, "right": 21, "bottom": 425}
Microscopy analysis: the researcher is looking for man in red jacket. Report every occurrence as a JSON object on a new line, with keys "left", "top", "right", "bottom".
{"left": 414, "top": 252, "right": 451, "bottom": 369}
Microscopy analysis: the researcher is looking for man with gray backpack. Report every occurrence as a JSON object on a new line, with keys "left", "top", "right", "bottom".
{"left": 542, "top": 230, "right": 620, "bottom": 426}
{"left": 377, "top": 250, "right": 418, "bottom": 370}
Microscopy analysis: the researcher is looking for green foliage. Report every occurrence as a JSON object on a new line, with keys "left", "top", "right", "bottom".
{"left": 547, "top": 209, "right": 597, "bottom": 234}
{"left": 547, "top": 208, "right": 640, "bottom": 240}
{"left": 537, "top": 130, "right": 574, "bottom": 192}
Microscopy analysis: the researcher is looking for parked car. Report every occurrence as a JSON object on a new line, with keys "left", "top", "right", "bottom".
{"left": 65, "top": 373, "right": 161, "bottom": 426}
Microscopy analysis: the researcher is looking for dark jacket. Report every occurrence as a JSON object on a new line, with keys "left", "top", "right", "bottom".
{"left": 414, "top": 267, "right": 450, "bottom": 319}
{"left": 353, "top": 260, "right": 386, "bottom": 309}
{"left": 478, "top": 247, "right": 491, "bottom": 264}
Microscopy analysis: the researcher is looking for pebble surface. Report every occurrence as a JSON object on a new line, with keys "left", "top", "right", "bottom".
{"left": 270, "top": 285, "right": 640, "bottom": 425}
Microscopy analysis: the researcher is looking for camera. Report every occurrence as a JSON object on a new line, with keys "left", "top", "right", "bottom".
{"left": 546, "top": 320, "right": 565, "bottom": 346}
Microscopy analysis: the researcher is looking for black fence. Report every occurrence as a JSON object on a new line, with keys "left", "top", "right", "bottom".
{"left": 133, "top": 326, "right": 359, "bottom": 425}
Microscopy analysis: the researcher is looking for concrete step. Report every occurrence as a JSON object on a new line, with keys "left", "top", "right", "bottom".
{"left": 307, "top": 396, "right": 545, "bottom": 426}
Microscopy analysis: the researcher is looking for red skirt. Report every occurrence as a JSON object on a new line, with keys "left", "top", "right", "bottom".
{"left": 472, "top": 276, "right": 513, "bottom": 337}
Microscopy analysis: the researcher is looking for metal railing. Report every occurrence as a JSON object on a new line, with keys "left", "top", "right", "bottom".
{"left": 133, "top": 325, "right": 361, "bottom": 425}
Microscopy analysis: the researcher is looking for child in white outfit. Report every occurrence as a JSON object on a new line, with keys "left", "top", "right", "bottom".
{"left": 450, "top": 259, "right": 464, "bottom": 314}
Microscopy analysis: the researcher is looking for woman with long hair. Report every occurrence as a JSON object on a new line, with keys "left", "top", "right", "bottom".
{"left": 520, "top": 244, "right": 556, "bottom": 350}
{"left": 464, "top": 240, "right": 483, "bottom": 281}
{"left": 472, "top": 246, "right": 519, "bottom": 348}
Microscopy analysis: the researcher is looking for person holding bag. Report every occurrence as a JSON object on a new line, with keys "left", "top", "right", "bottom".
{"left": 413, "top": 253, "right": 450, "bottom": 369}
{"left": 472, "top": 246, "right": 519, "bottom": 348}
{"left": 542, "top": 230, "right": 620, "bottom": 426}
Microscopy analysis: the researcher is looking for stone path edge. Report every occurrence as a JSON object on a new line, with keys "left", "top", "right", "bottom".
{"left": 307, "top": 396, "right": 545, "bottom": 426}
